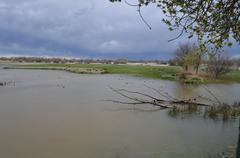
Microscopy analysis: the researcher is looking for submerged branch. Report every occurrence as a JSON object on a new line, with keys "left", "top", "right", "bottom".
{"left": 107, "top": 85, "right": 240, "bottom": 120}
{"left": 108, "top": 86, "right": 213, "bottom": 109}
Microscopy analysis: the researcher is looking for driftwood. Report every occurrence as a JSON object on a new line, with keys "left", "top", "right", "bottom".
{"left": 106, "top": 85, "right": 218, "bottom": 110}
{"left": 106, "top": 85, "right": 240, "bottom": 120}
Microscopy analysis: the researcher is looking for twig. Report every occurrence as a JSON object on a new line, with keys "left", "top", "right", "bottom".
{"left": 124, "top": 0, "right": 139, "bottom": 7}
{"left": 201, "top": 85, "right": 222, "bottom": 105}
{"left": 144, "top": 84, "right": 177, "bottom": 101}
{"left": 123, "top": 0, "right": 152, "bottom": 30}
{"left": 116, "top": 88, "right": 161, "bottom": 100}
{"left": 137, "top": 6, "right": 152, "bottom": 30}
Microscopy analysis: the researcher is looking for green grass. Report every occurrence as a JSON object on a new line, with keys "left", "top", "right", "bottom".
{"left": 5, "top": 63, "right": 240, "bottom": 83}
{"left": 227, "top": 70, "right": 240, "bottom": 82}
{"left": 6, "top": 63, "right": 180, "bottom": 80}
{"left": 201, "top": 70, "right": 240, "bottom": 83}
{"left": 183, "top": 76, "right": 203, "bottom": 84}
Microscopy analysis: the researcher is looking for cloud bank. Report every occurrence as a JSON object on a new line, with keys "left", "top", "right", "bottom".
{"left": 0, "top": 0, "right": 238, "bottom": 59}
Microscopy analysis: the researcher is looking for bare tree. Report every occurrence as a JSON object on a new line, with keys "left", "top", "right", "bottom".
{"left": 194, "top": 47, "right": 206, "bottom": 75}
{"left": 175, "top": 43, "right": 195, "bottom": 71}
{"left": 175, "top": 43, "right": 204, "bottom": 74}
{"left": 236, "top": 59, "right": 240, "bottom": 70}
{"left": 207, "top": 53, "right": 233, "bottom": 79}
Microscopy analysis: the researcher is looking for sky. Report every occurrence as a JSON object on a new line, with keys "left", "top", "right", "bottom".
{"left": 0, "top": 0, "right": 239, "bottom": 60}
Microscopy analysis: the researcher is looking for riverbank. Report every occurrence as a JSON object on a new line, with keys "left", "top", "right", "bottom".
{"left": 3, "top": 63, "right": 240, "bottom": 83}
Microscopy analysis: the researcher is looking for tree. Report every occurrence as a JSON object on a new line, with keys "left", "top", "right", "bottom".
{"left": 175, "top": 43, "right": 195, "bottom": 72}
{"left": 174, "top": 43, "right": 204, "bottom": 74}
{"left": 207, "top": 53, "right": 233, "bottom": 79}
{"left": 193, "top": 47, "right": 205, "bottom": 74}
{"left": 110, "top": 0, "right": 240, "bottom": 48}
{"left": 236, "top": 59, "right": 240, "bottom": 70}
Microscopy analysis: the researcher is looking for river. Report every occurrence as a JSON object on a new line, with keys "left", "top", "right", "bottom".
{"left": 0, "top": 68, "right": 239, "bottom": 158}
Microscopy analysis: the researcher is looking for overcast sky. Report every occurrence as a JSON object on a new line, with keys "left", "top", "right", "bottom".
{"left": 0, "top": 0, "right": 239, "bottom": 60}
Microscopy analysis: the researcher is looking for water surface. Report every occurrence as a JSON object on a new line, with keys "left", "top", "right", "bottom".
{"left": 0, "top": 69, "right": 239, "bottom": 158}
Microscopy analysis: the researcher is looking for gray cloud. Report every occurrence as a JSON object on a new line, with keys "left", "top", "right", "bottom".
{"left": 0, "top": 0, "right": 238, "bottom": 59}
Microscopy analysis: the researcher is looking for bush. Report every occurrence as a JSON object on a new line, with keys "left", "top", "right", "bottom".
{"left": 184, "top": 77, "right": 202, "bottom": 84}
{"left": 207, "top": 53, "right": 233, "bottom": 79}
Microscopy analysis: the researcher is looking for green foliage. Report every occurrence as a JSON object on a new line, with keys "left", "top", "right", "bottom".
{"left": 184, "top": 76, "right": 203, "bottom": 84}
{"left": 110, "top": 0, "right": 240, "bottom": 48}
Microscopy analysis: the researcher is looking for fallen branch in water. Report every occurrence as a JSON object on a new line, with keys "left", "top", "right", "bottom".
{"left": 106, "top": 86, "right": 240, "bottom": 120}
{"left": 107, "top": 86, "right": 214, "bottom": 109}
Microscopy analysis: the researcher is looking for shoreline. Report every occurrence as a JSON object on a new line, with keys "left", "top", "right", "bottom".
{"left": 2, "top": 63, "right": 240, "bottom": 84}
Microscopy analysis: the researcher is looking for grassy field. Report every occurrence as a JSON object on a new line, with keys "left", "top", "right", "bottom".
{"left": 4, "top": 63, "right": 240, "bottom": 83}
{"left": 5, "top": 63, "right": 180, "bottom": 80}
{"left": 226, "top": 70, "right": 240, "bottom": 82}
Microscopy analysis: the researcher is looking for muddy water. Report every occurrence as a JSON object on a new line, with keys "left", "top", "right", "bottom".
{"left": 0, "top": 69, "right": 239, "bottom": 158}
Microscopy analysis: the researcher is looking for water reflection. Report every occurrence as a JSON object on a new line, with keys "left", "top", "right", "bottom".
{"left": 173, "top": 82, "right": 240, "bottom": 105}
